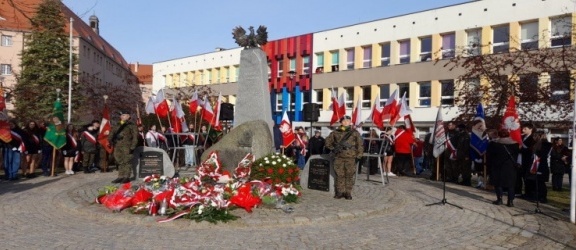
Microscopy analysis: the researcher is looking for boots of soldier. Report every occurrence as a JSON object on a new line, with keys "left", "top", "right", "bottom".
{"left": 83, "top": 166, "right": 93, "bottom": 174}
{"left": 506, "top": 199, "right": 514, "bottom": 207}
{"left": 492, "top": 197, "right": 503, "bottom": 205}
{"left": 333, "top": 192, "right": 343, "bottom": 199}
{"left": 344, "top": 193, "right": 352, "bottom": 200}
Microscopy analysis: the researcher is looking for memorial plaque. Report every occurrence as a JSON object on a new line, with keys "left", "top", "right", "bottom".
{"left": 307, "top": 158, "right": 330, "bottom": 191}
{"left": 138, "top": 151, "right": 163, "bottom": 178}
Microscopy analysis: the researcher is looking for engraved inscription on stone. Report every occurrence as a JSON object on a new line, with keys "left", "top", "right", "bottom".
{"left": 138, "top": 151, "right": 164, "bottom": 178}
{"left": 307, "top": 159, "right": 330, "bottom": 192}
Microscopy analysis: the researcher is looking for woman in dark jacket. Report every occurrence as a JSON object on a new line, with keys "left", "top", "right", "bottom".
{"left": 550, "top": 137, "right": 569, "bottom": 191}
{"left": 61, "top": 124, "right": 78, "bottom": 175}
{"left": 527, "top": 131, "right": 552, "bottom": 203}
{"left": 486, "top": 129, "right": 519, "bottom": 207}
{"left": 23, "top": 121, "right": 42, "bottom": 178}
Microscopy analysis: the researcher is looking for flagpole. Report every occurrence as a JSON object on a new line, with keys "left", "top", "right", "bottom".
{"left": 436, "top": 157, "right": 440, "bottom": 181}
{"left": 570, "top": 86, "right": 576, "bottom": 223}
{"left": 67, "top": 17, "right": 73, "bottom": 124}
{"left": 483, "top": 154, "right": 487, "bottom": 190}
{"left": 51, "top": 88, "right": 61, "bottom": 177}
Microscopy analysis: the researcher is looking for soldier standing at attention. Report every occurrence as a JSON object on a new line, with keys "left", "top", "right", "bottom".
{"left": 108, "top": 111, "right": 138, "bottom": 184}
{"left": 325, "top": 115, "right": 363, "bottom": 200}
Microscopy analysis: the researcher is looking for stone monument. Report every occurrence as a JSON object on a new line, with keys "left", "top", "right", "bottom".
{"left": 132, "top": 146, "right": 175, "bottom": 179}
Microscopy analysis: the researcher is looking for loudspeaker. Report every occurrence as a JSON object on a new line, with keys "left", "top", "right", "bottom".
{"left": 219, "top": 103, "right": 234, "bottom": 120}
{"left": 303, "top": 103, "right": 320, "bottom": 122}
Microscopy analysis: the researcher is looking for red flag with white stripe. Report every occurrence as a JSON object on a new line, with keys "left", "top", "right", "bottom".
{"left": 98, "top": 104, "right": 113, "bottom": 154}
{"left": 154, "top": 89, "right": 169, "bottom": 118}
{"left": 279, "top": 111, "right": 295, "bottom": 147}
{"left": 370, "top": 94, "right": 383, "bottom": 129}
{"left": 201, "top": 95, "right": 215, "bottom": 125}
{"left": 351, "top": 97, "right": 363, "bottom": 127}
{"left": 329, "top": 88, "right": 341, "bottom": 126}
{"left": 189, "top": 90, "right": 199, "bottom": 114}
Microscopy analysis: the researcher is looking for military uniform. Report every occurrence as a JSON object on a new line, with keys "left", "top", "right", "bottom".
{"left": 109, "top": 119, "right": 138, "bottom": 182}
{"left": 325, "top": 124, "right": 363, "bottom": 199}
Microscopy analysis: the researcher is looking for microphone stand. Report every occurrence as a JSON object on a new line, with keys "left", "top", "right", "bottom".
{"left": 514, "top": 172, "right": 557, "bottom": 220}
{"left": 426, "top": 137, "right": 463, "bottom": 209}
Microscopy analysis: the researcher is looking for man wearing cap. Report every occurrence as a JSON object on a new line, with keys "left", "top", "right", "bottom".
{"left": 325, "top": 115, "right": 363, "bottom": 200}
{"left": 108, "top": 111, "right": 138, "bottom": 183}
{"left": 308, "top": 130, "right": 325, "bottom": 158}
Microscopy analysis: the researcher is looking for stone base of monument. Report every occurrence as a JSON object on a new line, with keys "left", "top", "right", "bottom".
{"left": 132, "top": 146, "right": 175, "bottom": 180}
{"left": 300, "top": 155, "right": 336, "bottom": 194}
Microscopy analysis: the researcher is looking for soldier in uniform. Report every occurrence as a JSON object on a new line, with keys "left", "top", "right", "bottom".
{"left": 108, "top": 111, "right": 138, "bottom": 184}
{"left": 325, "top": 115, "right": 363, "bottom": 200}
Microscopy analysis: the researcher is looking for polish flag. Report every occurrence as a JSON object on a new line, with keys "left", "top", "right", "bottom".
{"left": 382, "top": 89, "right": 399, "bottom": 125}
{"left": 213, "top": 93, "right": 222, "bottom": 130}
{"left": 98, "top": 104, "right": 113, "bottom": 153}
{"left": 279, "top": 110, "right": 295, "bottom": 147}
{"left": 329, "top": 88, "right": 341, "bottom": 126}
{"left": 154, "top": 89, "right": 170, "bottom": 118}
{"left": 501, "top": 96, "right": 522, "bottom": 145}
{"left": 170, "top": 97, "right": 188, "bottom": 133}
{"left": 145, "top": 96, "right": 155, "bottom": 114}
{"left": 189, "top": 90, "right": 199, "bottom": 114}
{"left": 351, "top": 97, "right": 363, "bottom": 127}
{"left": 201, "top": 95, "right": 215, "bottom": 126}
{"left": 370, "top": 94, "right": 383, "bottom": 129}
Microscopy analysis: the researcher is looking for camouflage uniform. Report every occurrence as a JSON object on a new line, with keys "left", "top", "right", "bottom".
{"left": 325, "top": 125, "right": 363, "bottom": 197}
{"left": 109, "top": 121, "right": 138, "bottom": 179}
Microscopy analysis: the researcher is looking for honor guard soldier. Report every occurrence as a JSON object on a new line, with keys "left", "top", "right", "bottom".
{"left": 108, "top": 111, "right": 138, "bottom": 184}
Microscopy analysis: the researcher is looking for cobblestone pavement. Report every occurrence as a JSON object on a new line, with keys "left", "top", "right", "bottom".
{"left": 1, "top": 170, "right": 575, "bottom": 249}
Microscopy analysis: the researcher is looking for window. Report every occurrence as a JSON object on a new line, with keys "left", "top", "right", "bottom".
{"left": 466, "top": 29, "right": 482, "bottom": 56}
{"left": 346, "top": 48, "right": 354, "bottom": 70}
{"left": 302, "top": 56, "right": 310, "bottom": 75}
{"left": 315, "top": 53, "right": 324, "bottom": 73}
{"left": 550, "top": 72, "right": 570, "bottom": 102}
{"left": 313, "top": 89, "right": 323, "bottom": 104}
{"left": 399, "top": 40, "right": 410, "bottom": 64}
{"left": 440, "top": 80, "right": 455, "bottom": 106}
{"left": 206, "top": 69, "right": 212, "bottom": 84}
{"left": 362, "top": 86, "right": 371, "bottom": 108}
{"left": 420, "top": 37, "right": 432, "bottom": 62}
{"left": 344, "top": 87, "right": 353, "bottom": 108}
{"left": 235, "top": 67, "right": 240, "bottom": 82}
{"left": 521, "top": 21, "right": 539, "bottom": 50}
{"left": 0, "top": 64, "right": 11, "bottom": 75}
{"left": 289, "top": 58, "right": 296, "bottom": 72}
{"left": 362, "top": 46, "right": 372, "bottom": 68}
{"left": 380, "top": 43, "right": 390, "bottom": 66}
{"left": 379, "top": 84, "right": 390, "bottom": 106}
{"left": 492, "top": 25, "right": 510, "bottom": 53}
{"left": 397, "top": 83, "right": 410, "bottom": 105}
{"left": 519, "top": 74, "right": 539, "bottom": 102}
{"left": 277, "top": 60, "right": 284, "bottom": 78}
{"left": 1, "top": 35, "right": 12, "bottom": 46}
{"left": 551, "top": 16, "right": 572, "bottom": 47}
{"left": 418, "top": 82, "right": 431, "bottom": 107}
{"left": 330, "top": 50, "right": 339, "bottom": 72}
{"left": 276, "top": 93, "right": 283, "bottom": 111}
{"left": 214, "top": 68, "right": 220, "bottom": 83}
{"left": 441, "top": 33, "right": 455, "bottom": 58}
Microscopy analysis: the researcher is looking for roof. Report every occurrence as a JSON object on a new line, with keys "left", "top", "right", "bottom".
{"left": 0, "top": 0, "right": 130, "bottom": 70}
{"left": 130, "top": 63, "right": 153, "bottom": 84}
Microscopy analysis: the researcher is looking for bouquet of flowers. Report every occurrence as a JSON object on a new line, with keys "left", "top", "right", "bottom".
{"left": 251, "top": 153, "right": 300, "bottom": 185}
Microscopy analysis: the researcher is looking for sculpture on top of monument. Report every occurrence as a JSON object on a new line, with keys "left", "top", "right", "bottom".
{"left": 232, "top": 25, "right": 268, "bottom": 48}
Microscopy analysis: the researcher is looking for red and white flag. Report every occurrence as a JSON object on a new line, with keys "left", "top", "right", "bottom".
{"left": 329, "top": 88, "right": 341, "bottom": 126}
{"left": 189, "top": 90, "right": 199, "bottom": 114}
{"left": 201, "top": 95, "right": 215, "bottom": 126}
{"left": 530, "top": 154, "right": 540, "bottom": 174}
{"left": 170, "top": 97, "right": 188, "bottom": 133}
{"left": 213, "top": 93, "right": 222, "bottom": 129}
{"left": 382, "top": 89, "right": 399, "bottom": 125}
{"left": 501, "top": 96, "right": 522, "bottom": 145}
{"left": 145, "top": 96, "right": 155, "bottom": 114}
{"left": 370, "top": 94, "right": 383, "bottom": 129}
{"left": 431, "top": 107, "right": 446, "bottom": 158}
{"left": 279, "top": 110, "right": 295, "bottom": 147}
{"left": 154, "top": 89, "right": 170, "bottom": 118}
{"left": 398, "top": 92, "right": 414, "bottom": 133}
{"left": 98, "top": 104, "right": 113, "bottom": 153}
{"left": 351, "top": 96, "right": 363, "bottom": 127}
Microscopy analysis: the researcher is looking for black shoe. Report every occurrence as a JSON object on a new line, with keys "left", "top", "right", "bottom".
{"left": 334, "top": 193, "right": 343, "bottom": 199}
{"left": 344, "top": 193, "right": 352, "bottom": 200}
{"left": 506, "top": 200, "right": 514, "bottom": 207}
{"left": 492, "top": 199, "right": 503, "bottom": 205}
{"left": 111, "top": 178, "right": 123, "bottom": 184}
{"left": 120, "top": 178, "right": 131, "bottom": 184}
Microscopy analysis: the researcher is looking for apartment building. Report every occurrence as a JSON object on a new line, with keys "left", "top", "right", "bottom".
{"left": 0, "top": 0, "right": 136, "bottom": 120}
{"left": 153, "top": 0, "right": 574, "bottom": 135}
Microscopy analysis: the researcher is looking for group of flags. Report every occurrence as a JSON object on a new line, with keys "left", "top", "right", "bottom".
{"left": 145, "top": 89, "right": 223, "bottom": 132}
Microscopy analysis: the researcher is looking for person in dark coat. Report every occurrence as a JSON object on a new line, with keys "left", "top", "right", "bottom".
{"left": 550, "top": 137, "right": 569, "bottom": 191}
{"left": 526, "top": 131, "right": 551, "bottom": 203}
{"left": 273, "top": 122, "right": 283, "bottom": 152}
{"left": 519, "top": 123, "right": 536, "bottom": 198}
{"left": 80, "top": 120, "right": 100, "bottom": 173}
{"left": 308, "top": 130, "right": 325, "bottom": 156}
{"left": 23, "top": 121, "right": 42, "bottom": 178}
{"left": 486, "top": 129, "right": 519, "bottom": 207}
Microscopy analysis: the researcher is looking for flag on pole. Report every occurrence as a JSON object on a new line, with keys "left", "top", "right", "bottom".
{"left": 0, "top": 87, "right": 11, "bottom": 143}
{"left": 382, "top": 89, "right": 399, "bottom": 125}
{"left": 170, "top": 97, "right": 187, "bottom": 133}
{"left": 189, "top": 90, "right": 199, "bottom": 114}
{"left": 397, "top": 92, "right": 414, "bottom": 133}
{"left": 98, "top": 104, "right": 113, "bottom": 153}
{"left": 279, "top": 110, "right": 295, "bottom": 147}
{"left": 351, "top": 96, "right": 363, "bottom": 127}
{"left": 470, "top": 103, "right": 489, "bottom": 162}
{"left": 530, "top": 154, "right": 540, "bottom": 174}
{"left": 154, "top": 89, "right": 170, "bottom": 118}
{"left": 501, "top": 96, "right": 522, "bottom": 145}
{"left": 213, "top": 93, "right": 222, "bottom": 130}
{"left": 431, "top": 107, "right": 446, "bottom": 158}
{"left": 370, "top": 94, "right": 383, "bottom": 129}
{"left": 145, "top": 96, "right": 155, "bottom": 114}
{"left": 44, "top": 97, "right": 66, "bottom": 149}
{"left": 201, "top": 95, "right": 215, "bottom": 125}
{"left": 329, "top": 88, "right": 341, "bottom": 126}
